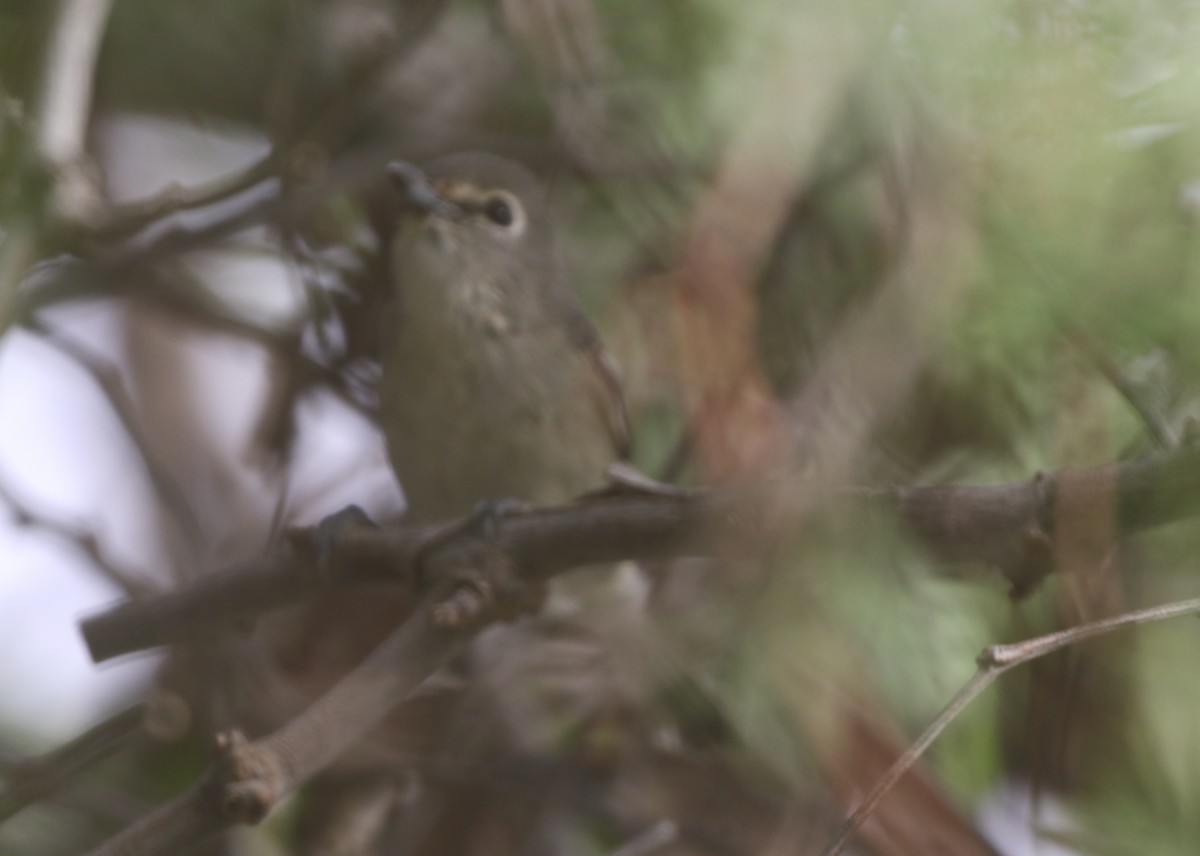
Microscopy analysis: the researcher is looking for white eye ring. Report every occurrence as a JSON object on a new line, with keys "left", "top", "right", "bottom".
{"left": 479, "top": 191, "right": 526, "bottom": 235}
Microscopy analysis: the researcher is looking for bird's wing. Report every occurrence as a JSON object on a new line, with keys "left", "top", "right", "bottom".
{"left": 563, "top": 306, "right": 632, "bottom": 461}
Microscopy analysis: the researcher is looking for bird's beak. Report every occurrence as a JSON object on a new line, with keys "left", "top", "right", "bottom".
{"left": 387, "top": 161, "right": 463, "bottom": 221}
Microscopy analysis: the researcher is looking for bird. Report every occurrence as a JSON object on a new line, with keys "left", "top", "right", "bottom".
{"left": 270, "top": 153, "right": 633, "bottom": 692}
{"left": 377, "top": 153, "right": 648, "bottom": 779}
{"left": 379, "top": 152, "right": 629, "bottom": 525}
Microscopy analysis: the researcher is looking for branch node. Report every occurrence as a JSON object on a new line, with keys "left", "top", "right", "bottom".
{"left": 429, "top": 550, "right": 545, "bottom": 628}
{"left": 417, "top": 498, "right": 546, "bottom": 627}
{"left": 975, "top": 645, "right": 1001, "bottom": 669}
{"left": 209, "top": 730, "right": 284, "bottom": 826}
{"left": 1030, "top": 468, "right": 1055, "bottom": 532}
{"left": 431, "top": 581, "right": 490, "bottom": 628}
{"left": 997, "top": 469, "right": 1059, "bottom": 600}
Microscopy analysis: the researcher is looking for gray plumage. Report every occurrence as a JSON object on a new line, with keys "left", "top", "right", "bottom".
{"left": 380, "top": 152, "right": 627, "bottom": 522}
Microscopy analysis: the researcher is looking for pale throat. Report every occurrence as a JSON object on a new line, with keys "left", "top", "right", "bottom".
{"left": 397, "top": 226, "right": 515, "bottom": 337}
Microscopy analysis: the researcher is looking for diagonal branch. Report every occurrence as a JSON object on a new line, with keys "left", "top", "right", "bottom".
{"left": 83, "top": 599, "right": 473, "bottom": 856}
{"left": 1064, "top": 326, "right": 1177, "bottom": 450}
{"left": 0, "top": 471, "right": 149, "bottom": 598}
{"left": 30, "top": 319, "right": 208, "bottom": 554}
{"left": 0, "top": 705, "right": 145, "bottom": 824}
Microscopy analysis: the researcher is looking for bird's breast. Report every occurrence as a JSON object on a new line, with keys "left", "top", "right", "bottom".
{"left": 379, "top": 289, "right": 612, "bottom": 522}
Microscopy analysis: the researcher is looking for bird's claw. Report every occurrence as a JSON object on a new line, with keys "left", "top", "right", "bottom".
{"left": 292, "top": 504, "right": 377, "bottom": 582}
{"left": 420, "top": 498, "right": 542, "bottom": 627}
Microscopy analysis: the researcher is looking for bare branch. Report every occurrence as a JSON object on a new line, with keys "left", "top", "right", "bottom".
{"left": 36, "top": 0, "right": 115, "bottom": 224}
{"left": 95, "top": 158, "right": 281, "bottom": 244}
{"left": 820, "top": 596, "right": 1200, "bottom": 856}
{"left": 81, "top": 488, "right": 710, "bottom": 662}
{"left": 88, "top": 0, "right": 449, "bottom": 252}
{"left": 1065, "top": 326, "right": 1177, "bottom": 450}
{"left": 0, "top": 750, "right": 149, "bottom": 826}
{"left": 29, "top": 319, "right": 208, "bottom": 554}
{"left": 82, "top": 442, "right": 1200, "bottom": 663}
{"left": 84, "top": 601, "right": 472, "bottom": 856}
{"left": 0, "top": 705, "right": 145, "bottom": 824}
{"left": 0, "top": 471, "right": 149, "bottom": 598}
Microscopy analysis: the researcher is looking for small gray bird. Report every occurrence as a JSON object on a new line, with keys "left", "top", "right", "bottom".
{"left": 380, "top": 152, "right": 629, "bottom": 523}
{"left": 379, "top": 154, "right": 643, "bottom": 767}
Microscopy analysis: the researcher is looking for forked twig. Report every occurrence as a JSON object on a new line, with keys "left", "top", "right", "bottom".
{"left": 820, "top": 596, "right": 1200, "bottom": 856}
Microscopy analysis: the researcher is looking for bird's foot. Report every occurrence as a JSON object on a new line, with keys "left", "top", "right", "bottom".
{"left": 418, "top": 498, "right": 544, "bottom": 628}
{"left": 290, "top": 504, "right": 378, "bottom": 583}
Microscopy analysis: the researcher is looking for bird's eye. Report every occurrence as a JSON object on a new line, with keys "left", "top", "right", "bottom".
{"left": 483, "top": 197, "right": 514, "bottom": 227}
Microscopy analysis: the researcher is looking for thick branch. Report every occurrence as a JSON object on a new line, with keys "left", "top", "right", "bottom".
{"left": 81, "top": 490, "right": 715, "bottom": 662}
{"left": 82, "top": 443, "right": 1200, "bottom": 663}
{"left": 79, "top": 444, "right": 1200, "bottom": 855}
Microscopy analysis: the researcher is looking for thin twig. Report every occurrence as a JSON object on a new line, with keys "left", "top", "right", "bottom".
{"left": 1065, "top": 327, "right": 1177, "bottom": 450}
{"left": 0, "top": 705, "right": 145, "bottom": 823}
{"left": 0, "top": 750, "right": 150, "bottom": 825}
{"left": 819, "top": 596, "right": 1200, "bottom": 856}
{"left": 84, "top": 600, "right": 472, "bottom": 856}
{"left": 92, "top": 0, "right": 447, "bottom": 250}
{"left": 96, "top": 158, "right": 281, "bottom": 242}
{"left": 29, "top": 319, "right": 208, "bottom": 554}
{"left": 0, "top": 471, "right": 148, "bottom": 598}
